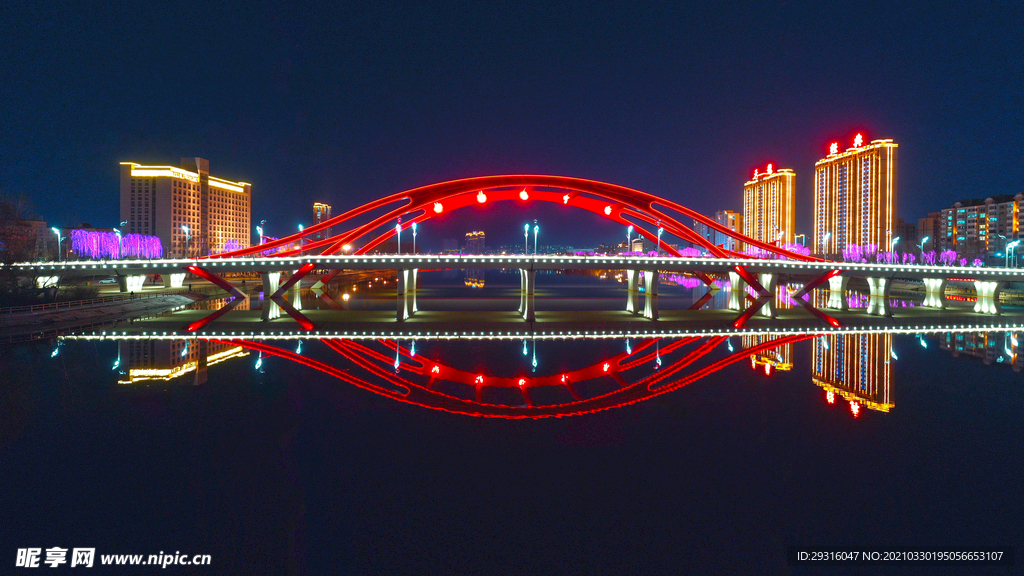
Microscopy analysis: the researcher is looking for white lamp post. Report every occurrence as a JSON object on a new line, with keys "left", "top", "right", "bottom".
{"left": 627, "top": 225, "right": 633, "bottom": 254}
{"left": 181, "top": 224, "right": 190, "bottom": 259}
{"left": 394, "top": 222, "right": 401, "bottom": 254}
{"left": 524, "top": 224, "right": 529, "bottom": 255}
{"left": 657, "top": 226, "right": 664, "bottom": 255}
{"left": 533, "top": 220, "right": 539, "bottom": 255}
{"left": 50, "top": 227, "right": 64, "bottom": 262}
{"left": 412, "top": 222, "right": 417, "bottom": 254}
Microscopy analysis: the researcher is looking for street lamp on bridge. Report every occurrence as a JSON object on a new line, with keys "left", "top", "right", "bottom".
{"left": 50, "top": 227, "right": 65, "bottom": 262}
{"left": 524, "top": 223, "right": 529, "bottom": 255}
{"left": 1007, "top": 240, "right": 1022, "bottom": 268}
{"left": 657, "top": 226, "right": 664, "bottom": 255}
{"left": 821, "top": 231, "right": 831, "bottom": 255}
{"left": 533, "top": 220, "right": 539, "bottom": 255}
{"left": 394, "top": 222, "right": 401, "bottom": 254}
{"left": 917, "top": 236, "right": 930, "bottom": 258}
{"left": 412, "top": 222, "right": 417, "bottom": 254}
{"left": 627, "top": 225, "right": 633, "bottom": 254}
{"left": 181, "top": 225, "right": 191, "bottom": 259}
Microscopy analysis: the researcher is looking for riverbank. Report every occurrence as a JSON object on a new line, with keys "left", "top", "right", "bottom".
{"left": 0, "top": 292, "right": 201, "bottom": 344}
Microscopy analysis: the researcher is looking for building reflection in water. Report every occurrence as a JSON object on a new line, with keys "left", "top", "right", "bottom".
{"left": 939, "top": 331, "right": 1022, "bottom": 371}
{"left": 118, "top": 340, "right": 248, "bottom": 385}
{"left": 742, "top": 335, "right": 792, "bottom": 375}
{"left": 118, "top": 296, "right": 250, "bottom": 385}
{"left": 465, "top": 269, "right": 485, "bottom": 289}
{"left": 812, "top": 333, "right": 893, "bottom": 415}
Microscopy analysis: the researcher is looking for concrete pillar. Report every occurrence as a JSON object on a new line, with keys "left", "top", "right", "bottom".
{"left": 520, "top": 269, "right": 536, "bottom": 321}
{"left": 866, "top": 277, "right": 892, "bottom": 317}
{"left": 162, "top": 272, "right": 186, "bottom": 288}
{"left": 757, "top": 273, "right": 777, "bottom": 318}
{"left": 117, "top": 275, "right": 146, "bottom": 293}
{"left": 261, "top": 272, "right": 281, "bottom": 321}
{"left": 729, "top": 271, "right": 745, "bottom": 292}
{"left": 922, "top": 278, "right": 948, "bottom": 309}
{"left": 827, "top": 275, "right": 850, "bottom": 310}
{"left": 974, "top": 280, "right": 1004, "bottom": 315}
{"left": 626, "top": 269, "right": 640, "bottom": 314}
{"left": 409, "top": 268, "right": 418, "bottom": 314}
{"left": 395, "top": 268, "right": 418, "bottom": 320}
{"left": 643, "top": 270, "right": 659, "bottom": 320}
{"left": 727, "top": 287, "right": 744, "bottom": 311}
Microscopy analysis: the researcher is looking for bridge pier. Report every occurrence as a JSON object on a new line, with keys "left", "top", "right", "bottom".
{"left": 643, "top": 270, "right": 659, "bottom": 320}
{"left": 827, "top": 275, "right": 850, "bottom": 310}
{"left": 397, "top": 268, "right": 419, "bottom": 321}
{"left": 518, "top": 269, "right": 536, "bottom": 321}
{"left": 728, "top": 271, "right": 746, "bottom": 292}
{"left": 922, "top": 278, "right": 948, "bottom": 309}
{"left": 117, "top": 275, "right": 146, "bottom": 293}
{"left": 261, "top": 272, "right": 281, "bottom": 321}
{"left": 758, "top": 273, "right": 777, "bottom": 318}
{"left": 866, "top": 277, "right": 892, "bottom": 317}
{"left": 974, "top": 280, "right": 1004, "bottom": 315}
{"left": 162, "top": 272, "right": 186, "bottom": 289}
{"left": 625, "top": 269, "right": 640, "bottom": 314}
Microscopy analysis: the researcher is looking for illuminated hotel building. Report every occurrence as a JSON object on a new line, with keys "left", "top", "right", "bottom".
{"left": 120, "top": 158, "right": 251, "bottom": 258}
{"left": 743, "top": 164, "right": 795, "bottom": 248}
{"left": 812, "top": 333, "right": 893, "bottom": 414}
{"left": 465, "top": 231, "right": 485, "bottom": 253}
{"left": 813, "top": 135, "right": 897, "bottom": 256}
{"left": 313, "top": 202, "right": 333, "bottom": 241}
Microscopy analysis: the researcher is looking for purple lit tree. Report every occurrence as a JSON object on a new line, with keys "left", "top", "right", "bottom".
{"left": 939, "top": 250, "right": 957, "bottom": 266}
{"left": 222, "top": 239, "right": 242, "bottom": 254}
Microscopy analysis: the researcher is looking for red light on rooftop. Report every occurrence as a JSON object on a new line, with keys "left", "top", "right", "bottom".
{"left": 853, "top": 133, "right": 864, "bottom": 147}
{"left": 826, "top": 391, "right": 835, "bottom": 404}
{"left": 766, "top": 163, "right": 773, "bottom": 174}
{"left": 829, "top": 142, "right": 839, "bottom": 155}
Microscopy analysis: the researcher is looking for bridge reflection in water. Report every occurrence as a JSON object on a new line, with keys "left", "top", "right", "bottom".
{"left": 87, "top": 323, "right": 1023, "bottom": 419}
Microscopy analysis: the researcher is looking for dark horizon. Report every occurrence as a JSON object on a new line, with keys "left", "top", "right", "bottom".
{"left": 2, "top": 2, "right": 1021, "bottom": 248}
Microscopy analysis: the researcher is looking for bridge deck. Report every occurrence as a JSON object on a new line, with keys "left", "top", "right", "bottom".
{"left": 13, "top": 254, "right": 1024, "bottom": 282}
{"left": 65, "top": 305, "right": 1024, "bottom": 340}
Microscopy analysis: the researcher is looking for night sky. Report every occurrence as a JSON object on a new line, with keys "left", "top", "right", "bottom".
{"left": 2, "top": 1, "right": 1021, "bottom": 249}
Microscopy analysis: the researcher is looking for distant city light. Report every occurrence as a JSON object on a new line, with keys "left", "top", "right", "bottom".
{"left": 433, "top": 202, "right": 443, "bottom": 213}
{"left": 519, "top": 189, "right": 529, "bottom": 201}
{"left": 476, "top": 191, "right": 487, "bottom": 203}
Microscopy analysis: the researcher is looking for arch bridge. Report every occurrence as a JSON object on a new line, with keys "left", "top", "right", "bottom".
{"left": 10, "top": 176, "right": 1023, "bottom": 328}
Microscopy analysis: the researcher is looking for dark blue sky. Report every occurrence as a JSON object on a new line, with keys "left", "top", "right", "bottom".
{"left": 1, "top": 1, "right": 1021, "bottom": 248}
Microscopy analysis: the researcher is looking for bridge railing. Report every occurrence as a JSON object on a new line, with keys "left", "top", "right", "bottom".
{"left": 0, "top": 290, "right": 192, "bottom": 315}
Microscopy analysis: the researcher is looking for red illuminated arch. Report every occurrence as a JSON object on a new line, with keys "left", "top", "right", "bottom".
{"left": 210, "top": 334, "right": 812, "bottom": 418}
{"left": 206, "top": 175, "right": 821, "bottom": 267}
